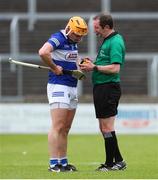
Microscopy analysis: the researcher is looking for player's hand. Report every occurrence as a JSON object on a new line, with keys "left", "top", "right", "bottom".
{"left": 50, "top": 65, "right": 63, "bottom": 75}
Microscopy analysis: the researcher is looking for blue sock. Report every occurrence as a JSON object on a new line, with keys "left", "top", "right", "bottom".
{"left": 49, "top": 158, "right": 59, "bottom": 168}
{"left": 59, "top": 157, "right": 68, "bottom": 167}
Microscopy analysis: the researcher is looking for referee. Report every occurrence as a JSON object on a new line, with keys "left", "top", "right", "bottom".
{"left": 80, "top": 12, "right": 127, "bottom": 171}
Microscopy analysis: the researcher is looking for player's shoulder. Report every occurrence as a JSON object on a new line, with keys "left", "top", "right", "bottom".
{"left": 50, "top": 30, "right": 66, "bottom": 42}
{"left": 48, "top": 30, "right": 67, "bottom": 48}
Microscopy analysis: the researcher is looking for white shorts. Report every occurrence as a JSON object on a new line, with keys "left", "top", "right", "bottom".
{"left": 47, "top": 84, "right": 78, "bottom": 109}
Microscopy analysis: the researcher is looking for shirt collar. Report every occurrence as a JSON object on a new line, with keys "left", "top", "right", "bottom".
{"left": 60, "top": 29, "right": 68, "bottom": 39}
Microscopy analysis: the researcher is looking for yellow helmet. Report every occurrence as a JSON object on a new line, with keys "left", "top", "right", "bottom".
{"left": 65, "top": 16, "right": 88, "bottom": 36}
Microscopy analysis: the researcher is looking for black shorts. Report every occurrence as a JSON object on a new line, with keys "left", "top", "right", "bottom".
{"left": 93, "top": 83, "right": 121, "bottom": 118}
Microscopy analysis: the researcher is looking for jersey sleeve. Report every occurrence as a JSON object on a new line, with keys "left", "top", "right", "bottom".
{"left": 47, "top": 33, "right": 61, "bottom": 49}
{"left": 110, "top": 40, "right": 125, "bottom": 64}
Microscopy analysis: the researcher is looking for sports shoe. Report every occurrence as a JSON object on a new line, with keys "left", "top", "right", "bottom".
{"left": 111, "top": 161, "right": 127, "bottom": 170}
{"left": 48, "top": 164, "right": 61, "bottom": 172}
{"left": 60, "top": 164, "right": 77, "bottom": 172}
{"left": 96, "top": 164, "right": 113, "bottom": 171}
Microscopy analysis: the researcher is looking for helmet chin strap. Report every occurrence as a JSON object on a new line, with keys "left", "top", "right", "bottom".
{"left": 65, "top": 26, "right": 72, "bottom": 36}
{"left": 65, "top": 27, "right": 77, "bottom": 43}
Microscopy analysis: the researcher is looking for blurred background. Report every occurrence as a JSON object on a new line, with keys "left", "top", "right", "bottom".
{"left": 0, "top": 0, "right": 158, "bottom": 134}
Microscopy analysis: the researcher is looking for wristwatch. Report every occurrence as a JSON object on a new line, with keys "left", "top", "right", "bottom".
{"left": 93, "top": 65, "right": 98, "bottom": 71}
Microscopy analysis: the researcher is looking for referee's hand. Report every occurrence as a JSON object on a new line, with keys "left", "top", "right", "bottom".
{"left": 79, "top": 60, "right": 95, "bottom": 72}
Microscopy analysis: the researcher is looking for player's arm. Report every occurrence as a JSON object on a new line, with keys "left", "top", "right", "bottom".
{"left": 38, "top": 42, "right": 62, "bottom": 75}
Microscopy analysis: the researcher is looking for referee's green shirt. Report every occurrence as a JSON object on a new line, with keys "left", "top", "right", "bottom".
{"left": 92, "top": 32, "right": 125, "bottom": 85}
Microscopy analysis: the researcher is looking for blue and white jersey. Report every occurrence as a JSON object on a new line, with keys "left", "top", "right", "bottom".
{"left": 47, "top": 30, "right": 78, "bottom": 87}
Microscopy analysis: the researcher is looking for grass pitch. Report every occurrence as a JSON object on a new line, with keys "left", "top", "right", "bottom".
{"left": 0, "top": 134, "right": 158, "bottom": 179}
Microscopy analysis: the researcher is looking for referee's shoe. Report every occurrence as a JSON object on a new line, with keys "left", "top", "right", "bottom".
{"left": 111, "top": 161, "right": 127, "bottom": 170}
{"left": 96, "top": 164, "right": 113, "bottom": 171}
{"left": 96, "top": 161, "right": 127, "bottom": 171}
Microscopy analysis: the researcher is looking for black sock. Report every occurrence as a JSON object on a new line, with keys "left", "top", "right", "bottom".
{"left": 111, "top": 131, "right": 123, "bottom": 162}
{"left": 102, "top": 132, "right": 115, "bottom": 167}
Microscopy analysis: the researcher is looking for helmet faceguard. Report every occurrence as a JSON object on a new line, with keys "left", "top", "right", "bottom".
{"left": 65, "top": 16, "right": 88, "bottom": 36}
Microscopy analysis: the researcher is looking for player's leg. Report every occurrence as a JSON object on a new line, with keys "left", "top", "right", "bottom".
{"left": 58, "top": 108, "right": 77, "bottom": 172}
{"left": 48, "top": 104, "right": 77, "bottom": 172}
{"left": 58, "top": 87, "right": 78, "bottom": 171}
{"left": 61, "top": 109, "right": 76, "bottom": 156}
{"left": 48, "top": 107, "right": 71, "bottom": 157}
{"left": 47, "top": 84, "right": 77, "bottom": 172}
{"left": 48, "top": 107, "right": 68, "bottom": 172}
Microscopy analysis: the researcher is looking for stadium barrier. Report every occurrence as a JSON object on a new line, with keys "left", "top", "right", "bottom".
{"left": 0, "top": 103, "right": 158, "bottom": 134}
